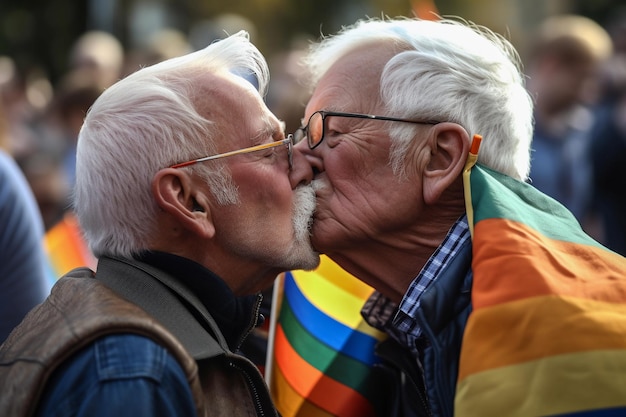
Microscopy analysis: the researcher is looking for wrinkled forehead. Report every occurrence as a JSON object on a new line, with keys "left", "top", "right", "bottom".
{"left": 192, "top": 71, "right": 281, "bottom": 141}
{"left": 313, "top": 41, "right": 404, "bottom": 109}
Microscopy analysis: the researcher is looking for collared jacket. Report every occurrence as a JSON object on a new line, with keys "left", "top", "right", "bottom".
{"left": 0, "top": 256, "right": 278, "bottom": 417}
{"left": 374, "top": 238, "right": 473, "bottom": 417}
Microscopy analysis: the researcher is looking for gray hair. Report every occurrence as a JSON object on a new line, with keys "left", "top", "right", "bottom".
{"left": 302, "top": 17, "right": 534, "bottom": 181}
{"left": 75, "top": 31, "right": 269, "bottom": 258}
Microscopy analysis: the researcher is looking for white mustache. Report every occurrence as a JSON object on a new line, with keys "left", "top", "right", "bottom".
{"left": 311, "top": 178, "right": 327, "bottom": 193}
{"left": 292, "top": 183, "right": 316, "bottom": 241}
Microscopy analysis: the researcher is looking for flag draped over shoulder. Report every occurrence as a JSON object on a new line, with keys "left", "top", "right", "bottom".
{"left": 268, "top": 256, "right": 387, "bottom": 417}
{"left": 457, "top": 136, "right": 626, "bottom": 417}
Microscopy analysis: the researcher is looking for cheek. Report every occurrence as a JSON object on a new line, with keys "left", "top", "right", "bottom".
{"left": 316, "top": 157, "right": 422, "bottom": 236}
{"left": 235, "top": 170, "right": 294, "bottom": 222}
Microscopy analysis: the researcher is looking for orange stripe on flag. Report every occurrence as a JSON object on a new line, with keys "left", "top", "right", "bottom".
{"left": 271, "top": 361, "right": 335, "bottom": 417}
{"left": 274, "top": 325, "right": 376, "bottom": 417}
{"left": 472, "top": 218, "right": 626, "bottom": 309}
{"left": 458, "top": 295, "right": 626, "bottom": 380}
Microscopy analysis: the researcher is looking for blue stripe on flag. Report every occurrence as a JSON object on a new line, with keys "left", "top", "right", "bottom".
{"left": 283, "top": 272, "right": 379, "bottom": 365}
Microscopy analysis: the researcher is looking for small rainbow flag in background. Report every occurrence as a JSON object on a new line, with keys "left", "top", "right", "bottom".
{"left": 267, "top": 256, "right": 388, "bottom": 417}
{"left": 44, "top": 212, "right": 96, "bottom": 282}
{"left": 456, "top": 136, "right": 626, "bottom": 416}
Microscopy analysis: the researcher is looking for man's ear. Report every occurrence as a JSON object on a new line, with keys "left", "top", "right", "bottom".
{"left": 422, "top": 122, "right": 470, "bottom": 204}
{"left": 152, "top": 168, "right": 215, "bottom": 238}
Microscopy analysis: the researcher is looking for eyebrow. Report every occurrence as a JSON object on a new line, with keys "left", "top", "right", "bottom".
{"left": 252, "top": 117, "right": 285, "bottom": 143}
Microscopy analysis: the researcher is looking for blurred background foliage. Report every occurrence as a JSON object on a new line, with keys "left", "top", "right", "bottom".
{"left": 1, "top": 0, "right": 624, "bottom": 84}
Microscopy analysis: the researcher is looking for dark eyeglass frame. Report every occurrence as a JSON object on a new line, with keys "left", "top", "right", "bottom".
{"left": 169, "top": 134, "right": 294, "bottom": 169}
{"left": 294, "top": 110, "right": 440, "bottom": 149}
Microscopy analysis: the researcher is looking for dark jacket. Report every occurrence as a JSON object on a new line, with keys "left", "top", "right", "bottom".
{"left": 0, "top": 256, "right": 278, "bottom": 417}
{"left": 375, "top": 239, "right": 473, "bottom": 417}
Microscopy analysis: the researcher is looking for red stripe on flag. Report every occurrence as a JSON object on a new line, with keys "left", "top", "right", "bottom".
{"left": 274, "top": 325, "right": 376, "bottom": 417}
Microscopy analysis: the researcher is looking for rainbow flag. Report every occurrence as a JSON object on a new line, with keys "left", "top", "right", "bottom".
{"left": 456, "top": 136, "right": 626, "bottom": 416}
{"left": 268, "top": 256, "right": 388, "bottom": 417}
{"left": 44, "top": 212, "right": 96, "bottom": 281}
{"left": 411, "top": 0, "right": 440, "bottom": 20}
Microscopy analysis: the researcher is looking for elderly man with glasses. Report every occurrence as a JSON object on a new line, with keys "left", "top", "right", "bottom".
{"left": 0, "top": 32, "right": 319, "bottom": 417}
{"left": 288, "top": 17, "right": 626, "bottom": 417}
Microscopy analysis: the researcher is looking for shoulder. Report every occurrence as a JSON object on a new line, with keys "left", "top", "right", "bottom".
{"left": 36, "top": 334, "right": 197, "bottom": 417}
{"left": 0, "top": 150, "right": 49, "bottom": 341}
{"left": 94, "top": 333, "right": 175, "bottom": 381}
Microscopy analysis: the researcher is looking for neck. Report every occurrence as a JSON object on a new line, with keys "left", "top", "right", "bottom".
{"left": 328, "top": 200, "right": 465, "bottom": 304}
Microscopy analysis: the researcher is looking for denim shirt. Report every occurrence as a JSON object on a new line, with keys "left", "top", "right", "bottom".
{"left": 35, "top": 334, "right": 198, "bottom": 417}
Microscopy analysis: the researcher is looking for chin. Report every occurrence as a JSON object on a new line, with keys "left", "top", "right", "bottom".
{"left": 288, "top": 240, "right": 321, "bottom": 271}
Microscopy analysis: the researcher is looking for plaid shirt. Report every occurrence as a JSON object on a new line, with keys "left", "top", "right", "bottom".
{"left": 362, "top": 215, "right": 470, "bottom": 356}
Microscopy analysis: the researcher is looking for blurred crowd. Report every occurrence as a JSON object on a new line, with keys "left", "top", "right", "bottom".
{"left": 525, "top": 11, "right": 626, "bottom": 255}
{"left": 0, "top": 11, "right": 625, "bottom": 341}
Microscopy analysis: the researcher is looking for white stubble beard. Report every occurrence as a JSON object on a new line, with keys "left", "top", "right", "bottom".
{"left": 288, "top": 183, "right": 320, "bottom": 270}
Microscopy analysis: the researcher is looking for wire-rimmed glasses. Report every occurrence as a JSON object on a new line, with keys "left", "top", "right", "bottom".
{"left": 169, "top": 134, "right": 294, "bottom": 169}
{"left": 293, "top": 111, "right": 440, "bottom": 149}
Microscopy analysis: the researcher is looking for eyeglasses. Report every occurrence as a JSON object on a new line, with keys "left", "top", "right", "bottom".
{"left": 293, "top": 110, "right": 440, "bottom": 149}
{"left": 169, "top": 134, "right": 294, "bottom": 169}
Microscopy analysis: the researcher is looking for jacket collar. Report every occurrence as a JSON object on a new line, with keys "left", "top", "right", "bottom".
{"left": 95, "top": 256, "right": 260, "bottom": 360}
{"left": 136, "top": 251, "right": 260, "bottom": 351}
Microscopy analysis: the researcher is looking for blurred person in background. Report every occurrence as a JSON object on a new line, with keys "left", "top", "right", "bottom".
{"left": 13, "top": 69, "right": 104, "bottom": 232}
{"left": 525, "top": 15, "right": 612, "bottom": 228}
{"left": 0, "top": 101, "right": 50, "bottom": 343}
{"left": 68, "top": 30, "right": 124, "bottom": 90}
{"left": 0, "top": 56, "right": 52, "bottom": 161}
{"left": 590, "top": 9, "right": 626, "bottom": 255}
{"left": 122, "top": 28, "right": 192, "bottom": 77}
{"left": 0, "top": 31, "right": 318, "bottom": 417}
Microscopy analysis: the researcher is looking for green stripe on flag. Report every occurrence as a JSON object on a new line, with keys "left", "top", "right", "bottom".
{"left": 471, "top": 165, "right": 602, "bottom": 248}
{"left": 279, "top": 297, "right": 378, "bottom": 396}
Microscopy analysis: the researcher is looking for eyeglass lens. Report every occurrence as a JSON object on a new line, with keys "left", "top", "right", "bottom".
{"left": 286, "top": 135, "right": 293, "bottom": 169}
{"left": 293, "top": 112, "right": 324, "bottom": 149}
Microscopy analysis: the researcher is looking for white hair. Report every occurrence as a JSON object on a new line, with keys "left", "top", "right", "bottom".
{"left": 302, "top": 17, "right": 534, "bottom": 181}
{"left": 75, "top": 31, "right": 270, "bottom": 258}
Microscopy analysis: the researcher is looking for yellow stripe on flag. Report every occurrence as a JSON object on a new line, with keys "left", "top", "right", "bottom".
{"left": 298, "top": 255, "right": 376, "bottom": 299}
{"left": 456, "top": 349, "right": 626, "bottom": 417}
{"left": 291, "top": 257, "right": 383, "bottom": 339}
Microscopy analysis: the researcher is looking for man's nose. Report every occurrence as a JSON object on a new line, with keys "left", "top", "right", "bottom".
{"left": 289, "top": 142, "right": 322, "bottom": 189}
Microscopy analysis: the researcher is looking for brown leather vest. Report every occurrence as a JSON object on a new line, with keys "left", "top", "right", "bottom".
{"left": 0, "top": 271, "right": 274, "bottom": 417}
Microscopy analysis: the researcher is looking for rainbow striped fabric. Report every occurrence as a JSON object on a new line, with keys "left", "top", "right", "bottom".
{"left": 44, "top": 212, "right": 96, "bottom": 281}
{"left": 268, "top": 256, "right": 387, "bottom": 417}
{"left": 457, "top": 137, "right": 626, "bottom": 416}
